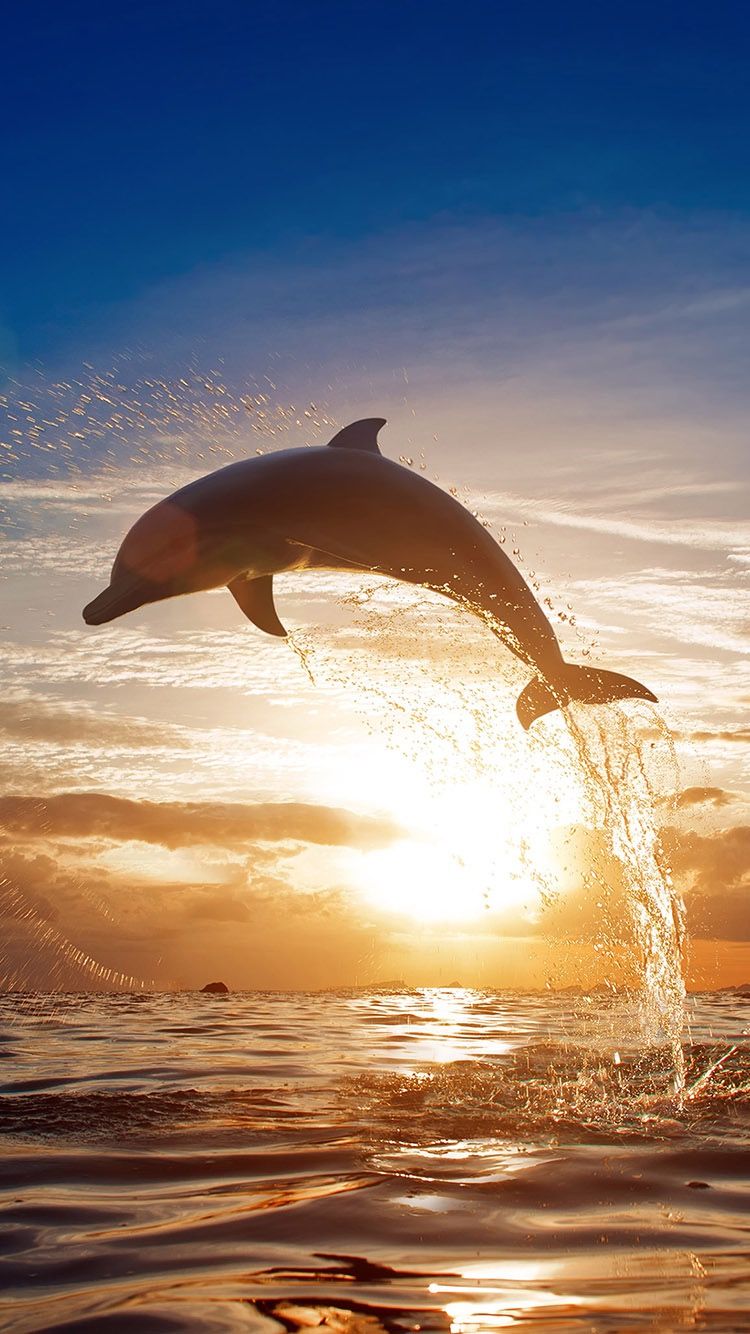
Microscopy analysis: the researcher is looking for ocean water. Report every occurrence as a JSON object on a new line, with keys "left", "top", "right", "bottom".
{"left": 0, "top": 988, "right": 748, "bottom": 1333}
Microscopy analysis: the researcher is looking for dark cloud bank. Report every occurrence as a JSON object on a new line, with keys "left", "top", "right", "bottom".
{"left": 0, "top": 792, "right": 400, "bottom": 851}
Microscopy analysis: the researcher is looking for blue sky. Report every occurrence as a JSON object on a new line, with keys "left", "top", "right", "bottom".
{"left": 3, "top": 0, "right": 750, "bottom": 365}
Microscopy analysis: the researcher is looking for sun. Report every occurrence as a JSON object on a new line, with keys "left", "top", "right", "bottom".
{"left": 344, "top": 690, "right": 591, "bottom": 926}
{"left": 353, "top": 770, "right": 558, "bottom": 924}
{"left": 259, "top": 607, "right": 596, "bottom": 927}
{"left": 357, "top": 839, "right": 487, "bottom": 922}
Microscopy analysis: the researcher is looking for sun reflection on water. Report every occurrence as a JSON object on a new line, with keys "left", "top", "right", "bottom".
{"left": 431, "top": 1257, "right": 571, "bottom": 1332}
{"left": 435, "top": 1287, "right": 570, "bottom": 1332}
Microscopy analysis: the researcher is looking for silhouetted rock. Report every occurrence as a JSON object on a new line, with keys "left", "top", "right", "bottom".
{"left": 201, "top": 981, "right": 229, "bottom": 994}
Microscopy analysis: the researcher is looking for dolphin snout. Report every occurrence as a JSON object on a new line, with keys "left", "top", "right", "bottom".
{"left": 82, "top": 578, "right": 148, "bottom": 625}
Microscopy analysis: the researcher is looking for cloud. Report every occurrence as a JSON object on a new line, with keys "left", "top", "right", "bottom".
{"left": 676, "top": 787, "right": 737, "bottom": 809}
{"left": 666, "top": 824, "right": 750, "bottom": 895}
{"left": 0, "top": 698, "right": 183, "bottom": 750}
{"left": 54, "top": 211, "right": 750, "bottom": 408}
{"left": 3, "top": 798, "right": 749, "bottom": 992}
{"left": 660, "top": 822, "right": 750, "bottom": 942}
{"left": 534, "top": 811, "right": 750, "bottom": 950}
{"left": 0, "top": 839, "right": 380, "bottom": 992}
{"left": 0, "top": 534, "right": 109, "bottom": 577}
{"left": 567, "top": 573, "right": 750, "bottom": 658}
{"left": 0, "top": 791, "right": 400, "bottom": 852}
{"left": 539, "top": 819, "right": 750, "bottom": 950}
{"left": 2, "top": 626, "right": 309, "bottom": 694}
{"left": 685, "top": 890, "right": 750, "bottom": 942}
{"left": 483, "top": 490, "right": 750, "bottom": 557}
{"left": 0, "top": 851, "right": 144, "bottom": 991}
{"left": 687, "top": 729, "right": 750, "bottom": 744}
{"left": 185, "top": 889, "right": 253, "bottom": 922}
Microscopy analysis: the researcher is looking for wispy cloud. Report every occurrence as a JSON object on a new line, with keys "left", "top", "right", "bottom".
{"left": 687, "top": 729, "right": 750, "bottom": 745}
{"left": 0, "top": 697, "right": 182, "bottom": 749}
{"left": 483, "top": 491, "right": 750, "bottom": 557}
{"left": 676, "top": 786, "right": 741, "bottom": 808}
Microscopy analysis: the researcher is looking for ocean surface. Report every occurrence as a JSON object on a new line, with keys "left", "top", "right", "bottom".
{"left": 0, "top": 988, "right": 748, "bottom": 1333}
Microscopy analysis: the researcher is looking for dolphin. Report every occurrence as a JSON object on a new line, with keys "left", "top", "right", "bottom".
{"left": 82, "top": 418, "right": 657, "bottom": 729}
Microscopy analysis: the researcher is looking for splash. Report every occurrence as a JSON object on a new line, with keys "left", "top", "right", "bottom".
{"left": 287, "top": 577, "right": 687, "bottom": 1094}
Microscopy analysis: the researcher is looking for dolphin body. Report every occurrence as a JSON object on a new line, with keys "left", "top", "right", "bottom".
{"left": 83, "top": 419, "right": 656, "bottom": 729}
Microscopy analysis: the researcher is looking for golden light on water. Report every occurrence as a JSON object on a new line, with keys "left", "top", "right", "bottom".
{"left": 424, "top": 1235, "right": 573, "bottom": 1333}
{"left": 434, "top": 1286, "right": 570, "bottom": 1332}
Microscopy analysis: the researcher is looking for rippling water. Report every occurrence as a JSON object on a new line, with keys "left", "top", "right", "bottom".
{"left": 1, "top": 989, "right": 748, "bottom": 1332}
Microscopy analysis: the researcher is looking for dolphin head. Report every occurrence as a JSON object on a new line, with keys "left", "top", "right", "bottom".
{"left": 83, "top": 497, "right": 246, "bottom": 625}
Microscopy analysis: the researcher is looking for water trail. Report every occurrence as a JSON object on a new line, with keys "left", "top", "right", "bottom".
{"left": 287, "top": 630, "right": 318, "bottom": 686}
{"left": 562, "top": 707, "right": 686, "bottom": 1096}
{"left": 474, "top": 595, "right": 687, "bottom": 1094}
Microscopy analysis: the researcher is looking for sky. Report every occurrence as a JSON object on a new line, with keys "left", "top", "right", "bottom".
{"left": 1, "top": 1, "right": 749, "bottom": 991}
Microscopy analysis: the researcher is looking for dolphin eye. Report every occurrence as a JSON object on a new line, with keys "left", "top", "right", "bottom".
{"left": 118, "top": 501, "right": 198, "bottom": 585}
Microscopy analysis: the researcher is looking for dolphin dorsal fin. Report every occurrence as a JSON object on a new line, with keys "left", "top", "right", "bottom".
{"left": 228, "top": 574, "right": 287, "bottom": 637}
{"left": 326, "top": 418, "right": 386, "bottom": 454}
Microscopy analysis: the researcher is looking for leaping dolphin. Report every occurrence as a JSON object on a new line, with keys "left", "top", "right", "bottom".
{"left": 82, "top": 419, "right": 657, "bottom": 729}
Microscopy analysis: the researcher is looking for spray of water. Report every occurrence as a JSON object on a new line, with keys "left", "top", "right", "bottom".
{"left": 290, "top": 577, "right": 687, "bottom": 1096}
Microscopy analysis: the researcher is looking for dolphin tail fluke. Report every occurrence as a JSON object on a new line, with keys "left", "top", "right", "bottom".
{"left": 516, "top": 663, "right": 657, "bottom": 731}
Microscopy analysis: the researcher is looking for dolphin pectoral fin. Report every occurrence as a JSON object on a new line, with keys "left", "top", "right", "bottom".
{"left": 326, "top": 418, "right": 386, "bottom": 454}
{"left": 228, "top": 575, "right": 287, "bottom": 637}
